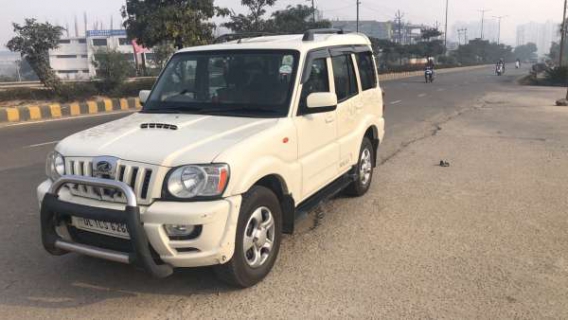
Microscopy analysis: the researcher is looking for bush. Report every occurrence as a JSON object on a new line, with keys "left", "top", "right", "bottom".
{"left": 92, "top": 49, "right": 135, "bottom": 93}
{"left": 108, "top": 78, "right": 156, "bottom": 98}
{"left": 0, "top": 87, "right": 55, "bottom": 102}
{"left": 544, "top": 66, "right": 568, "bottom": 86}
{"left": 58, "top": 82, "right": 99, "bottom": 101}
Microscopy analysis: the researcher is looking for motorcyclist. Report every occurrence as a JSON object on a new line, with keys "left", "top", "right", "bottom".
{"left": 496, "top": 59, "right": 505, "bottom": 74}
{"left": 424, "top": 57, "right": 435, "bottom": 82}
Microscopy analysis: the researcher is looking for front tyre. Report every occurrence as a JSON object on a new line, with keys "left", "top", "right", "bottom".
{"left": 214, "top": 186, "right": 282, "bottom": 288}
{"left": 345, "top": 137, "right": 375, "bottom": 197}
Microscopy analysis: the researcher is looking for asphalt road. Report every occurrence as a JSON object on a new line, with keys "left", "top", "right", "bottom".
{"left": 2, "top": 65, "right": 555, "bottom": 319}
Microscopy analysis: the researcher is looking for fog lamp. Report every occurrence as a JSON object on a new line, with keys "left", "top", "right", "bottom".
{"left": 164, "top": 224, "right": 196, "bottom": 238}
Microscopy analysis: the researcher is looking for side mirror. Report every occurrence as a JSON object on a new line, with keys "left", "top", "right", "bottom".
{"left": 306, "top": 92, "right": 338, "bottom": 110}
{"left": 139, "top": 90, "right": 151, "bottom": 105}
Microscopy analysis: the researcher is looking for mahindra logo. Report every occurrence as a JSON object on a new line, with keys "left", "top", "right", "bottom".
{"left": 92, "top": 156, "right": 118, "bottom": 180}
{"left": 96, "top": 161, "right": 112, "bottom": 173}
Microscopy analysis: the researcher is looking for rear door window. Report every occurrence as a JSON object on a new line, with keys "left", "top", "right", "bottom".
{"left": 331, "top": 54, "right": 358, "bottom": 102}
{"left": 356, "top": 51, "right": 378, "bottom": 91}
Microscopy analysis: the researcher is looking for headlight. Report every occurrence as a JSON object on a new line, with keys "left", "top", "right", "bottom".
{"left": 45, "top": 151, "right": 65, "bottom": 180}
{"left": 166, "top": 164, "right": 229, "bottom": 199}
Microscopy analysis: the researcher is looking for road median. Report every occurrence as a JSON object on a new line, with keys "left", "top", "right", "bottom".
{"left": 379, "top": 64, "right": 489, "bottom": 82}
{"left": 0, "top": 97, "right": 141, "bottom": 123}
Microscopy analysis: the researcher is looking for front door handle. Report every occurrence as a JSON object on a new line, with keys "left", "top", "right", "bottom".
{"left": 325, "top": 116, "right": 335, "bottom": 123}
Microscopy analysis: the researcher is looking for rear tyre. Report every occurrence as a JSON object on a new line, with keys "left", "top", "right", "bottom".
{"left": 214, "top": 186, "right": 282, "bottom": 288}
{"left": 344, "top": 137, "right": 375, "bottom": 197}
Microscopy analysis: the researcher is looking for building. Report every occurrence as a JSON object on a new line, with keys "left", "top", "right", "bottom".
{"left": 516, "top": 21, "right": 558, "bottom": 56}
{"left": 451, "top": 20, "right": 499, "bottom": 45}
{"left": 0, "top": 51, "right": 20, "bottom": 79}
{"left": 331, "top": 20, "right": 392, "bottom": 40}
{"left": 49, "top": 29, "right": 153, "bottom": 80}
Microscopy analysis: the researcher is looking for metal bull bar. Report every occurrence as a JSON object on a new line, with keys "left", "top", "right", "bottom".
{"left": 40, "top": 175, "right": 173, "bottom": 278}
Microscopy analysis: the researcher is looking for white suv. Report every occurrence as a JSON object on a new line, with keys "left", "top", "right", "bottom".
{"left": 38, "top": 29, "right": 385, "bottom": 287}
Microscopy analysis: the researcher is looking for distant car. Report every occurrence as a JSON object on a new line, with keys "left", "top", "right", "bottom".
{"left": 38, "top": 29, "right": 385, "bottom": 288}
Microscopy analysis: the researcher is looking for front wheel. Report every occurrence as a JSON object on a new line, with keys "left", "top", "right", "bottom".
{"left": 345, "top": 137, "right": 375, "bottom": 196}
{"left": 214, "top": 186, "right": 282, "bottom": 288}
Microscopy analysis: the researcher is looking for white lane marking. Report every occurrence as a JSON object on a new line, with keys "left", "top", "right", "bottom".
{"left": 418, "top": 93, "right": 427, "bottom": 97}
{"left": 437, "top": 88, "right": 445, "bottom": 92}
{"left": 25, "top": 140, "right": 60, "bottom": 148}
{"left": 390, "top": 100, "right": 402, "bottom": 105}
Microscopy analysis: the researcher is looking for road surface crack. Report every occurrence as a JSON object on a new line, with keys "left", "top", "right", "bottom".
{"left": 380, "top": 103, "right": 483, "bottom": 165}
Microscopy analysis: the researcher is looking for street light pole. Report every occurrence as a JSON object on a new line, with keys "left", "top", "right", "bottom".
{"left": 356, "top": 0, "right": 361, "bottom": 33}
{"left": 306, "top": 0, "right": 316, "bottom": 22}
{"left": 493, "top": 15, "right": 508, "bottom": 45}
{"left": 560, "top": 0, "right": 567, "bottom": 66}
{"left": 479, "top": 9, "right": 489, "bottom": 39}
{"left": 444, "top": 0, "right": 449, "bottom": 53}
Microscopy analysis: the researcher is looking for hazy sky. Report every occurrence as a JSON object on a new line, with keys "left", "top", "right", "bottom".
{"left": 0, "top": 0, "right": 564, "bottom": 49}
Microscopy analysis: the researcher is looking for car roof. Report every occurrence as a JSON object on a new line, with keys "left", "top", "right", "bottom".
{"left": 176, "top": 33, "right": 372, "bottom": 55}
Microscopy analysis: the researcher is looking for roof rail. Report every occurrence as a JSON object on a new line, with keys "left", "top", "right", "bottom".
{"left": 213, "top": 32, "right": 276, "bottom": 44}
{"left": 302, "top": 28, "right": 345, "bottom": 41}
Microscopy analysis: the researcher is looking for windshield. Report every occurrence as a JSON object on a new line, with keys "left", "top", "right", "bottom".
{"left": 143, "top": 50, "right": 300, "bottom": 118}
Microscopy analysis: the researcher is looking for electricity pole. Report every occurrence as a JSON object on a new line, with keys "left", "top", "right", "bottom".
{"left": 493, "top": 15, "right": 508, "bottom": 45}
{"left": 356, "top": 0, "right": 361, "bottom": 33}
{"left": 560, "top": 0, "right": 567, "bottom": 66}
{"left": 444, "top": 0, "right": 449, "bottom": 52}
{"left": 479, "top": 9, "right": 489, "bottom": 39}
{"left": 307, "top": 0, "right": 316, "bottom": 22}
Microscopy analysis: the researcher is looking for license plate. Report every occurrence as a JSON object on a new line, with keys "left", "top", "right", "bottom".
{"left": 72, "top": 217, "right": 130, "bottom": 239}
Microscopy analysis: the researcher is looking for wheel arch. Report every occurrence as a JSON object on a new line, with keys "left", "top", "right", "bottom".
{"left": 364, "top": 125, "right": 380, "bottom": 167}
{"left": 252, "top": 174, "right": 295, "bottom": 235}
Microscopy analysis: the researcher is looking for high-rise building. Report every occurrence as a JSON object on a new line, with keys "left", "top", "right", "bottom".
{"left": 516, "top": 21, "right": 559, "bottom": 56}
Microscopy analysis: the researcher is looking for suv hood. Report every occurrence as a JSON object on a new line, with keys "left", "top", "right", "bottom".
{"left": 57, "top": 113, "right": 277, "bottom": 167}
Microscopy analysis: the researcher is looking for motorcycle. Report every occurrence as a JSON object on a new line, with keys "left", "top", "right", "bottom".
{"left": 496, "top": 65, "right": 503, "bottom": 76}
{"left": 425, "top": 67, "right": 434, "bottom": 83}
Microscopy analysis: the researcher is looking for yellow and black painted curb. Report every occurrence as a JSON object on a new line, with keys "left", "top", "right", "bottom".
{"left": 0, "top": 97, "right": 141, "bottom": 124}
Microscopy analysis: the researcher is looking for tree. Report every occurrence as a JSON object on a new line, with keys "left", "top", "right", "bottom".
{"left": 6, "top": 19, "right": 64, "bottom": 93}
{"left": 265, "top": 5, "right": 331, "bottom": 34}
{"left": 451, "top": 39, "right": 514, "bottom": 65}
{"left": 122, "top": 0, "right": 229, "bottom": 50}
{"left": 92, "top": 49, "right": 134, "bottom": 93}
{"left": 421, "top": 28, "right": 443, "bottom": 42}
{"left": 514, "top": 43, "right": 538, "bottom": 62}
{"left": 223, "top": 0, "right": 277, "bottom": 33}
{"left": 153, "top": 42, "right": 176, "bottom": 70}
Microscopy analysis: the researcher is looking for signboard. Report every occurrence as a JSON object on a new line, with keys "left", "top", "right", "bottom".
{"left": 86, "top": 30, "right": 127, "bottom": 37}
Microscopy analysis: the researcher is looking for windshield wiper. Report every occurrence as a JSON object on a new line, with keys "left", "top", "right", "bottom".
{"left": 141, "top": 105, "right": 203, "bottom": 114}
{"left": 197, "top": 106, "right": 280, "bottom": 115}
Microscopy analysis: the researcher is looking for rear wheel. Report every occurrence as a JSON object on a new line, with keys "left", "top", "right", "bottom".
{"left": 214, "top": 186, "right": 282, "bottom": 288}
{"left": 345, "top": 137, "right": 375, "bottom": 197}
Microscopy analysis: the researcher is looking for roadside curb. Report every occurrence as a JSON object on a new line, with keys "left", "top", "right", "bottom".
{"left": 379, "top": 65, "right": 489, "bottom": 82}
{"left": 0, "top": 98, "right": 141, "bottom": 123}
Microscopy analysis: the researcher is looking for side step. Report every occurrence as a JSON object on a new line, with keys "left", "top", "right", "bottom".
{"left": 295, "top": 173, "right": 357, "bottom": 221}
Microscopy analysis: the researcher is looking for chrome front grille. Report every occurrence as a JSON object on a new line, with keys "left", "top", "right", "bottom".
{"left": 64, "top": 158, "right": 160, "bottom": 205}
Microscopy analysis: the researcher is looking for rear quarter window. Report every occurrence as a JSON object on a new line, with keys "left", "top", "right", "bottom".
{"left": 356, "top": 52, "right": 378, "bottom": 91}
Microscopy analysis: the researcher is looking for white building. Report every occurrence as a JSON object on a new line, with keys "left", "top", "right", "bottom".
{"left": 516, "top": 21, "right": 559, "bottom": 56}
{"left": 49, "top": 29, "right": 152, "bottom": 80}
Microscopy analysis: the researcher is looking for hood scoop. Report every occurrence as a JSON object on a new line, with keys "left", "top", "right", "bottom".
{"left": 140, "top": 123, "right": 178, "bottom": 130}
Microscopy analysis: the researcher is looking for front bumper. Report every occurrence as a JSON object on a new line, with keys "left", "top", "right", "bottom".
{"left": 38, "top": 176, "right": 241, "bottom": 277}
